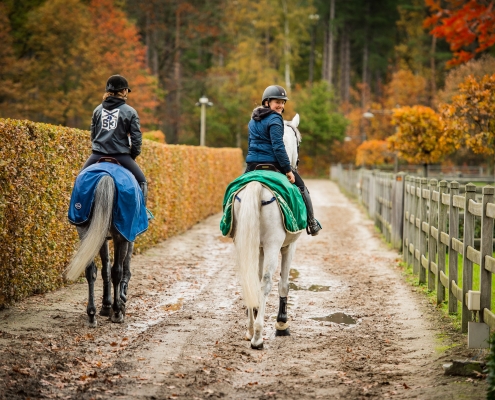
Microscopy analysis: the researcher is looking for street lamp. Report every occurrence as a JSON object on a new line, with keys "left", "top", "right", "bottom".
{"left": 196, "top": 96, "right": 213, "bottom": 146}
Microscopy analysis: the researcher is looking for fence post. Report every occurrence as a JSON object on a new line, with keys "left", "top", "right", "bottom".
{"left": 393, "top": 172, "right": 406, "bottom": 251}
{"left": 419, "top": 178, "right": 428, "bottom": 284}
{"left": 480, "top": 186, "right": 494, "bottom": 323}
{"left": 403, "top": 176, "right": 410, "bottom": 264}
{"left": 437, "top": 180, "right": 448, "bottom": 304}
{"left": 428, "top": 179, "right": 438, "bottom": 292}
{"left": 449, "top": 181, "right": 459, "bottom": 315}
{"left": 413, "top": 177, "right": 421, "bottom": 275}
{"left": 462, "top": 183, "right": 476, "bottom": 333}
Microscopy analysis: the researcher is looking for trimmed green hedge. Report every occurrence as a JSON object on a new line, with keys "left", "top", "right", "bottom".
{"left": 0, "top": 119, "right": 243, "bottom": 307}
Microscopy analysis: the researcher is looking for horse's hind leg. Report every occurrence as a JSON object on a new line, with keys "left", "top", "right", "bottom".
{"left": 111, "top": 235, "right": 129, "bottom": 323}
{"left": 246, "top": 248, "right": 264, "bottom": 341}
{"left": 276, "top": 243, "right": 296, "bottom": 336}
{"left": 251, "top": 246, "right": 279, "bottom": 349}
{"left": 85, "top": 261, "right": 98, "bottom": 328}
{"left": 120, "top": 242, "right": 134, "bottom": 304}
{"left": 99, "top": 240, "right": 112, "bottom": 317}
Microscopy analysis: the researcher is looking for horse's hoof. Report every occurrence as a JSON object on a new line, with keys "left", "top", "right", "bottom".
{"left": 275, "top": 321, "right": 290, "bottom": 336}
{"left": 87, "top": 319, "right": 97, "bottom": 328}
{"left": 111, "top": 312, "right": 124, "bottom": 323}
{"left": 99, "top": 306, "right": 111, "bottom": 317}
{"left": 251, "top": 341, "right": 264, "bottom": 350}
{"left": 275, "top": 328, "right": 290, "bottom": 337}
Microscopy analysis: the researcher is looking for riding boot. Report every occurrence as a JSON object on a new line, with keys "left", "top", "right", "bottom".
{"left": 300, "top": 186, "right": 322, "bottom": 236}
{"left": 139, "top": 182, "right": 148, "bottom": 206}
{"left": 139, "top": 182, "right": 153, "bottom": 220}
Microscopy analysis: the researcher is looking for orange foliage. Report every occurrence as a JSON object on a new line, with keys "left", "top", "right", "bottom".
{"left": 89, "top": 0, "right": 159, "bottom": 127}
{"left": 388, "top": 105, "right": 450, "bottom": 164}
{"left": 355, "top": 140, "right": 393, "bottom": 167}
{"left": 385, "top": 69, "right": 427, "bottom": 108}
{"left": 441, "top": 74, "right": 495, "bottom": 155}
{"left": 425, "top": 0, "right": 495, "bottom": 67}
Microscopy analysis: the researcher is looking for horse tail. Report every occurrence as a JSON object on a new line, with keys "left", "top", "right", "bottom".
{"left": 235, "top": 181, "right": 262, "bottom": 309}
{"left": 65, "top": 176, "right": 115, "bottom": 281}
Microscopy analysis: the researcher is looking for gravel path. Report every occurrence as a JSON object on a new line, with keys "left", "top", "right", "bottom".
{"left": 0, "top": 179, "right": 487, "bottom": 399}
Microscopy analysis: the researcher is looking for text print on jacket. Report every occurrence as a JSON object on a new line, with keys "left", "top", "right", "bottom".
{"left": 90, "top": 96, "right": 142, "bottom": 159}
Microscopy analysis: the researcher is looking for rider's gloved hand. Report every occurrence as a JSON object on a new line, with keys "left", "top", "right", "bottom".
{"left": 286, "top": 171, "right": 295, "bottom": 184}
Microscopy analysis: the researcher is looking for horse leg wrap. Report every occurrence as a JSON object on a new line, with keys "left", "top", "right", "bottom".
{"left": 277, "top": 297, "right": 288, "bottom": 323}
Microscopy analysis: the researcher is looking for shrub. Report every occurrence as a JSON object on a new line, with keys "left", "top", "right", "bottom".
{"left": 0, "top": 119, "right": 243, "bottom": 307}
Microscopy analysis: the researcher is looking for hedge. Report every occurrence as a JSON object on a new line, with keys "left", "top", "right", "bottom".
{"left": 0, "top": 119, "right": 243, "bottom": 307}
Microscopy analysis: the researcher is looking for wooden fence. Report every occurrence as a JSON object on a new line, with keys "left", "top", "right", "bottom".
{"left": 331, "top": 164, "right": 495, "bottom": 344}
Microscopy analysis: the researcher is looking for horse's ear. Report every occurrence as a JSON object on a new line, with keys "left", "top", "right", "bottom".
{"left": 292, "top": 113, "right": 300, "bottom": 128}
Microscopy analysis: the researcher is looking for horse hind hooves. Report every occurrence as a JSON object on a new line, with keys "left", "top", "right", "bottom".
{"left": 99, "top": 306, "right": 111, "bottom": 317}
{"left": 250, "top": 342, "right": 264, "bottom": 350}
{"left": 87, "top": 319, "right": 97, "bottom": 328}
{"left": 111, "top": 312, "right": 124, "bottom": 323}
{"left": 275, "top": 328, "right": 290, "bottom": 337}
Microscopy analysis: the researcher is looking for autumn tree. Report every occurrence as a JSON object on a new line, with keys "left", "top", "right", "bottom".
{"left": 425, "top": 0, "right": 495, "bottom": 67}
{"left": 388, "top": 105, "right": 450, "bottom": 176}
{"left": 441, "top": 74, "right": 495, "bottom": 156}
{"left": 355, "top": 140, "right": 394, "bottom": 167}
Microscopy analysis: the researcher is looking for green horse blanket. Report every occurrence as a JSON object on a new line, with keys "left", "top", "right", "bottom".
{"left": 220, "top": 170, "right": 307, "bottom": 237}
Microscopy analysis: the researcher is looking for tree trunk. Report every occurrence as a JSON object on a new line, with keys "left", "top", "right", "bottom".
{"left": 430, "top": 35, "right": 437, "bottom": 106}
{"left": 361, "top": 2, "right": 369, "bottom": 111}
{"left": 340, "top": 24, "right": 350, "bottom": 104}
{"left": 328, "top": 0, "right": 335, "bottom": 86}
{"left": 309, "top": 24, "right": 315, "bottom": 85}
{"left": 282, "top": 0, "right": 291, "bottom": 91}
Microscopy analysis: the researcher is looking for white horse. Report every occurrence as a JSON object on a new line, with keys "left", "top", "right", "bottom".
{"left": 233, "top": 113, "right": 303, "bottom": 349}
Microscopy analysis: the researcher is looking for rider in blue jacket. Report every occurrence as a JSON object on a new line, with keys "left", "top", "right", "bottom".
{"left": 245, "top": 85, "right": 322, "bottom": 236}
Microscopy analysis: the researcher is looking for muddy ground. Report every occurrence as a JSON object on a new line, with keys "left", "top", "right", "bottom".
{"left": 0, "top": 179, "right": 488, "bottom": 399}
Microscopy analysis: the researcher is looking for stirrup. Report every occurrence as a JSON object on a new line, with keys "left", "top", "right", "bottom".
{"left": 146, "top": 208, "right": 154, "bottom": 221}
{"left": 306, "top": 218, "right": 322, "bottom": 236}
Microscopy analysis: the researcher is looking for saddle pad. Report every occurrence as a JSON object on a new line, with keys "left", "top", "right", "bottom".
{"left": 220, "top": 170, "right": 307, "bottom": 237}
{"left": 68, "top": 162, "right": 148, "bottom": 242}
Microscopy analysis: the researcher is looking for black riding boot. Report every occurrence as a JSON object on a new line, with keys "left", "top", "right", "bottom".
{"left": 139, "top": 182, "right": 148, "bottom": 207}
{"left": 139, "top": 182, "right": 153, "bottom": 220}
{"left": 300, "top": 186, "right": 321, "bottom": 236}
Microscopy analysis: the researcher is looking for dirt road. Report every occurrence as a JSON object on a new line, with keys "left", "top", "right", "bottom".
{"left": 0, "top": 179, "right": 487, "bottom": 399}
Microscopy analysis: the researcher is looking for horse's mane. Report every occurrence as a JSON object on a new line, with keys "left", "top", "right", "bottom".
{"left": 284, "top": 121, "right": 302, "bottom": 144}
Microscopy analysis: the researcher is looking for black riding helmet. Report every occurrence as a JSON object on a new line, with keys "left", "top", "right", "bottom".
{"left": 261, "top": 85, "right": 289, "bottom": 106}
{"left": 105, "top": 75, "right": 132, "bottom": 93}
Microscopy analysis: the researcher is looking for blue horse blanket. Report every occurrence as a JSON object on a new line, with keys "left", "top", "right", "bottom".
{"left": 68, "top": 162, "right": 148, "bottom": 242}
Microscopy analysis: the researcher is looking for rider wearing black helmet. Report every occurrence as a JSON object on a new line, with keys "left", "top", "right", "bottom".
{"left": 245, "top": 85, "right": 322, "bottom": 236}
{"left": 81, "top": 75, "right": 148, "bottom": 207}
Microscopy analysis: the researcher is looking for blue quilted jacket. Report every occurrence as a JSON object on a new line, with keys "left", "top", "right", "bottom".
{"left": 245, "top": 107, "right": 291, "bottom": 173}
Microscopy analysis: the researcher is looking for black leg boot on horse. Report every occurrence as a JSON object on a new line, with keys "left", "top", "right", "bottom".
{"left": 275, "top": 296, "right": 290, "bottom": 336}
{"left": 300, "top": 186, "right": 321, "bottom": 236}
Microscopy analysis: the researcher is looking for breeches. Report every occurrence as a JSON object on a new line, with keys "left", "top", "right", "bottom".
{"left": 82, "top": 152, "right": 147, "bottom": 183}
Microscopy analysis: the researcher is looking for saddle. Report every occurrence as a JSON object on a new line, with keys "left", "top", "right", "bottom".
{"left": 254, "top": 164, "right": 280, "bottom": 173}
{"left": 97, "top": 156, "right": 121, "bottom": 165}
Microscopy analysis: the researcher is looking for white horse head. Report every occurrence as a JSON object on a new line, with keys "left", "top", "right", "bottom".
{"left": 283, "top": 113, "right": 302, "bottom": 169}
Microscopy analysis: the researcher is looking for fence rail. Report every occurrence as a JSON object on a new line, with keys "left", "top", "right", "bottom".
{"left": 331, "top": 164, "right": 495, "bottom": 345}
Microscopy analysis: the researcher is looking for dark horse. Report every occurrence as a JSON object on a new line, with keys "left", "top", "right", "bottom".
{"left": 65, "top": 164, "right": 145, "bottom": 327}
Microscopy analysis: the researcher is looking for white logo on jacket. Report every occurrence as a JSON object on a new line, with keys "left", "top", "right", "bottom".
{"left": 102, "top": 109, "right": 120, "bottom": 130}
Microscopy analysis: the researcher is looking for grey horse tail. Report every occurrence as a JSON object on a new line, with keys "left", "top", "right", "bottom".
{"left": 65, "top": 176, "right": 114, "bottom": 281}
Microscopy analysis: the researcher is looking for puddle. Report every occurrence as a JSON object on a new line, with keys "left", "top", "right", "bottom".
{"left": 289, "top": 269, "right": 299, "bottom": 280}
{"left": 161, "top": 298, "right": 184, "bottom": 312}
{"left": 311, "top": 312, "right": 356, "bottom": 325}
{"left": 289, "top": 283, "right": 330, "bottom": 292}
{"left": 307, "top": 285, "right": 330, "bottom": 292}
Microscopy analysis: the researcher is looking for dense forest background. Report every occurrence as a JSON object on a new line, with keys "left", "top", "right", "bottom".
{"left": 2, "top": 0, "right": 495, "bottom": 174}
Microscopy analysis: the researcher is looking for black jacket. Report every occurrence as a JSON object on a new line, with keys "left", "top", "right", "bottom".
{"left": 90, "top": 97, "right": 142, "bottom": 159}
